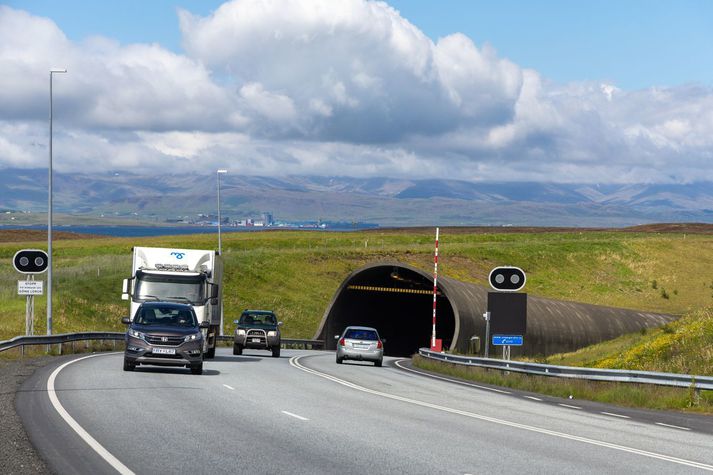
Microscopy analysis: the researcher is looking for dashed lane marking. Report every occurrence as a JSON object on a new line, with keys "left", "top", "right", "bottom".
{"left": 656, "top": 423, "right": 691, "bottom": 431}
{"left": 601, "top": 412, "right": 630, "bottom": 419}
{"left": 281, "top": 411, "right": 309, "bottom": 421}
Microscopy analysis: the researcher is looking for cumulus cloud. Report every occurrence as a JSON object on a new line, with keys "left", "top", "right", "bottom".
{"left": 0, "top": 1, "right": 712, "bottom": 183}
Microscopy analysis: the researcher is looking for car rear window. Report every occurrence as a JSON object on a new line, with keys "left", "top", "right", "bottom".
{"left": 344, "top": 329, "right": 379, "bottom": 340}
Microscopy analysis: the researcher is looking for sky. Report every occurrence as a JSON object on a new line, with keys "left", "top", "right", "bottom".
{"left": 1, "top": 0, "right": 712, "bottom": 183}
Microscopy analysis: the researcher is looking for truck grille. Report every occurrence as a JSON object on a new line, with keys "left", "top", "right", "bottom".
{"left": 145, "top": 335, "right": 184, "bottom": 346}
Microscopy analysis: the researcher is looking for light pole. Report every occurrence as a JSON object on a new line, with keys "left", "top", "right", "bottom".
{"left": 48, "top": 68, "right": 66, "bottom": 337}
{"left": 216, "top": 169, "right": 227, "bottom": 335}
{"left": 217, "top": 169, "right": 228, "bottom": 254}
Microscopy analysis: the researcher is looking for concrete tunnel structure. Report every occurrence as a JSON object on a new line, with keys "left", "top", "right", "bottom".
{"left": 314, "top": 262, "right": 676, "bottom": 357}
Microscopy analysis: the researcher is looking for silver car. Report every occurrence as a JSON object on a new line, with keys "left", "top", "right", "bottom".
{"left": 335, "top": 326, "right": 384, "bottom": 367}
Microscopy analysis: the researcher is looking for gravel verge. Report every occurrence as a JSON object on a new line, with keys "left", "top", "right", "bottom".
{"left": 0, "top": 356, "right": 53, "bottom": 474}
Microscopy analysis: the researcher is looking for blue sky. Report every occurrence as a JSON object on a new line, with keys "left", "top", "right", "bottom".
{"left": 8, "top": 0, "right": 713, "bottom": 90}
{"left": 1, "top": 0, "right": 712, "bottom": 183}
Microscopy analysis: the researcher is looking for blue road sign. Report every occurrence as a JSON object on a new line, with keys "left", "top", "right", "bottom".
{"left": 492, "top": 335, "right": 523, "bottom": 346}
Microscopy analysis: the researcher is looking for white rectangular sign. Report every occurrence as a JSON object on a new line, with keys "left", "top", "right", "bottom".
{"left": 18, "top": 280, "right": 43, "bottom": 295}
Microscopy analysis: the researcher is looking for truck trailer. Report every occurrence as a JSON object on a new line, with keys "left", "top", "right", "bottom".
{"left": 122, "top": 247, "right": 223, "bottom": 358}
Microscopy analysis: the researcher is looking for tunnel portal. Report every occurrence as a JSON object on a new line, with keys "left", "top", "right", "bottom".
{"left": 316, "top": 261, "right": 676, "bottom": 357}
{"left": 316, "top": 264, "right": 455, "bottom": 357}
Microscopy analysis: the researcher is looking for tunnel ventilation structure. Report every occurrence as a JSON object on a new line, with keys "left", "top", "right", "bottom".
{"left": 315, "top": 262, "right": 675, "bottom": 357}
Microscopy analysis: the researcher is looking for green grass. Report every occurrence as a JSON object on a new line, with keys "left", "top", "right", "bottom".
{"left": 412, "top": 355, "right": 713, "bottom": 413}
{"left": 533, "top": 307, "right": 713, "bottom": 376}
{"left": 1, "top": 228, "right": 712, "bottom": 343}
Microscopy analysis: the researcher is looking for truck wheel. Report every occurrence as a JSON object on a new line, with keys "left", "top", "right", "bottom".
{"left": 123, "top": 359, "right": 135, "bottom": 371}
{"left": 190, "top": 363, "right": 203, "bottom": 375}
{"left": 272, "top": 346, "right": 281, "bottom": 358}
{"left": 233, "top": 344, "right": 243, "bottom": 355}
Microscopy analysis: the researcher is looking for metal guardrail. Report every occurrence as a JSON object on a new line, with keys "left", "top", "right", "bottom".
{"left": 0, "top": 332, "right": 125, "bottom": 353}
{"left": 419, "top": 348, "right": 713, "bottom": 390}
{"left": 216, "top": 335, "right": 324, "bottom": 350}
{"left": 0, "top": 332, "right": 325, "bottom": 353}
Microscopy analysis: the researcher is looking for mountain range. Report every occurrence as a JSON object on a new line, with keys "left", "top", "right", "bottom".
{"left": 1, "top": 168, "right": 711, "bottom": 227}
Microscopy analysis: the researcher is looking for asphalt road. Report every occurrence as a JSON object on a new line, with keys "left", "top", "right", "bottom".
{"left": 18, "top": 349, "right": 713, "bottom": 474}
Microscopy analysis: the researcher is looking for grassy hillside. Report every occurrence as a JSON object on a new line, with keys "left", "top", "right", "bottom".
{"left": 533, "top": 307, "right": 713, "bottom": 376}
{"left": 1, "top": 228, "right": 712, "bottom": 344}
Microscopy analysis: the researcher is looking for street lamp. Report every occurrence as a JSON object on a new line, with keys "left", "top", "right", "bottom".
{"left": 216, "top": 169, "right": 227, "bottom": 336}
{"left": 48, "top": 68, "right": 66, "bottom": 336}
{"left": 217, "top": 169, "right": 228, "bottom": 254}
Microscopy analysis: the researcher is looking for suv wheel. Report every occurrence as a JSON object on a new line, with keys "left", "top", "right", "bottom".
{"left": 123, "top": 359, "right": 135, "bottom": 371}
{"left": 233, "top": 344, "right": 243, "bottom": 355}
{"left": 272, "top": 346, "right": 281, "bottom": 358}
{"left": 205, "top": 346, "right": 216, "bottom": 359}
{"left": 190, "top": 363, "right": 203, "bottom": 375}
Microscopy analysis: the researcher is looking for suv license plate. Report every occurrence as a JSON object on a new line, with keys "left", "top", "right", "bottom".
{"left": 251, "top": 338, "right": 261, "bottom": 343}
{"left": 153, "top": 348, "right": 176, "bottom": 355}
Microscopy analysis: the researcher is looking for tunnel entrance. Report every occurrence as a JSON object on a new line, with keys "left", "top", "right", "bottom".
{"left": 317, "top": 264, "right": 455, "bottom": 357}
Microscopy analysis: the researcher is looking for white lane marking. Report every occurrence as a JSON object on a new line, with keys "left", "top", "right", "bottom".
{"left": 394, "top": 359, "right": 511, "bottom": 394}
{"left": 223, "top": 384, "right": 235, "bottom": 390}
{"left": 281, "top": 411, "right": 309, "bottom": 421}
{"left": 558, "top": 403, "right": 582, "bottom": 410}
{"left": 524, "top": 396, "right": 543, "bottom": 401}
{"left": 656, "top": 422, "right": 691, "bottom": 431}
{"left": 601, "top": 412, "right": 630, "bottom": 419}
{"left": 48, "top": 353, "right": 135, "bottom": 475}
{"left": 290, "top": 356, "right": 713, "bottom": 472}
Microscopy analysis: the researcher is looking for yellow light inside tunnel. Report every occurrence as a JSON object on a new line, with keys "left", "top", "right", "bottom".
{"left": 347, "top": 285, "right": 441, "bottom": 295}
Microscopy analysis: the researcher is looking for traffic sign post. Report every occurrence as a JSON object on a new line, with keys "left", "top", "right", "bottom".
{"left": 13, "top": 249, "right": 48, "bottom": 337}
{"left": 487, "top": 266, "right": 527, "bottom": 359}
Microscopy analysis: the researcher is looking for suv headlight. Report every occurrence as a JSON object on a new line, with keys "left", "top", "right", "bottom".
{"left": 267, "top": 330, "right": 277, "bottom": 337}
{"left": 128, "top": 329, "right": 145, "bottom": 340}
{"left": 184, "top": 333, "right": 201, "bottom": 342}
{"left": 236, "top": 329, "right": 246, "bottom": 336}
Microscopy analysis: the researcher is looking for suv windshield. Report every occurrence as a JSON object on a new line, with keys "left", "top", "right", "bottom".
{"left": 134, "top": 272, "right": 205, "bottom": 304}
{"left": 240, "top": 313, "right": 276, "bottom": 325}
{"left": 345, "top": 329, "right": 379, "bottom": 340}
{"left": 135, "top": 306, "right": 197, "bottom": 327}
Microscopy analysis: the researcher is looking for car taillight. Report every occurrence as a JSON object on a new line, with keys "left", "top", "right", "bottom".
{"left": 339, "top": 338, "right": 345, "bottom": 346}
{"left": 377, "top": 340, "right": 383, "bottom": 349}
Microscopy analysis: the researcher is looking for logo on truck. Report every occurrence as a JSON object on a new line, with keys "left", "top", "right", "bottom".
{"left": 170, "top": 252, "right": 185, "bottom": 259}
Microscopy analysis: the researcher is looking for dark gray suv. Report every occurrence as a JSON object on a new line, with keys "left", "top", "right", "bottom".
{"left": 122, "top": 302, "right": 208, "bottom": 375}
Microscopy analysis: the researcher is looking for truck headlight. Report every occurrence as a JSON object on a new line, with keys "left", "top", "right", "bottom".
{"left": 236, "top": 329, "right": 246, "bottom": 336}
{"left": 267, "top": 331, "right": 277, "bottom": 337}
{"left": 184, "top": 333, "right": 201, "bottom": 342}
{"left": 128, "top": 329, "right": 145, "bottom": 340}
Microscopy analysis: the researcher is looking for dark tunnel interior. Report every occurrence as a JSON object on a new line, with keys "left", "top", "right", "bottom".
{"left": 323, "top": 266, "right": 455, "bottom": 356}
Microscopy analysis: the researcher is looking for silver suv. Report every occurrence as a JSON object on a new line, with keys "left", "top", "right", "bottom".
{"left": 122, "top": 302, "right": 208, "bottom": 374}
{"left": 335, "top": 326, "right": 384, "bottom": 367}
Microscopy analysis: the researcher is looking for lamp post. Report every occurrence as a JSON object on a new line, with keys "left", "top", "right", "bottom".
{"left": 217, "top": 169, "right": 228, "bottom": 254}
{"left": 216, "top": 169, "right": 227, "bottom": 336}
{"left": 48, "top": 68, "right": 66, "bottom": 337}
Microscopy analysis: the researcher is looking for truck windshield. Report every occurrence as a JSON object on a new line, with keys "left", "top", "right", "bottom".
{"left": 135, "top": 306, "right": 198, "bottom": 327}
{"left": 134, "top": 273, "right": 206, "bottom": 304}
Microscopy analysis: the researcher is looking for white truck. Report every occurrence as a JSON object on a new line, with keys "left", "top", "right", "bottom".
{"left": 122, "top": 247, "right": 223, "bottom": 358}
